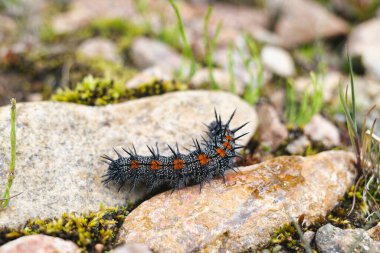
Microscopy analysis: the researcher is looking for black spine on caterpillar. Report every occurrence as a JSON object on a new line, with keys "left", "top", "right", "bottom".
{"left": 101, "top": 110, "right": 249, "bottom": 192}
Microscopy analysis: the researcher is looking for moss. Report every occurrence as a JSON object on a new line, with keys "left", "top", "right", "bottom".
{"left": 52, "top": 75, "right": 188, "bottom": 106}
{"left": 52, "top": 75, "right": 126, "bottom": 106}
{"left": 87, "top": 18, "right": 148, "bottom": 41}
{"left": 39, "top": 22, "right": 58, "bottom": 43}
{"left": 260, "top": 222, "right": 317, "bottom": 253}
{"left": 0, "top": 205, "right": 130, "bottom": 252}
{"left": 333, "top": 178, "right": 380, "bottom": 228}
{"left": 128, "top": 78, "right": 188, "bottom": 99}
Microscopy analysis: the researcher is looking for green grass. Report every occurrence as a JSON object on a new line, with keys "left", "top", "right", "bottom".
{"left": 203, "top": 5, "right": 222, "bottom": 90}
{"left": 167, "top": 0, "right": 197, "bottom": 80}
{"left": 1, "top": 99, "right": 17, "bottom": 209}
{"left": 239, "top": 35, "right": 264, "bottom": 105}
{"left": 285, "top": 72, "right": 323, "bottom": 126}
{"left": 227, "top": 43, "right": 236, "bottom": 94}
{"left": 340, "top": 54, "right": 380, "bottom": 223}
{"left": 1, "top": 204, "right": 130, "bottom": 251}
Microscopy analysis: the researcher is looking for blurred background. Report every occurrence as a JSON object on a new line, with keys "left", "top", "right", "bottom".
{"left": 0, "top": 0, "right": 379, "bottom": 117}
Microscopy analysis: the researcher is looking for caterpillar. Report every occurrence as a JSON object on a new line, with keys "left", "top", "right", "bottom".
{"left": 101, "top": 110, "right": 248, "bottom": 192}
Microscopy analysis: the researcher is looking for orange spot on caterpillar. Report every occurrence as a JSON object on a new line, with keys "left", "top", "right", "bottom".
{"left": 226, "top": 135, "right": 233, "bottom": 141}
{"left": 151, "top": 160, "right": 162, "bottom": 170}
{"left": 216, "top": 148, "right": 226, "bottom": 157}
{"left": 130, "top": 160, "right": 139, "bottom": 169}
{"left": 173, "top": 159, "right": 185, "bottom": 170}
{"left": 223, "top": 142, "right": 232, "bottom": 150}
{"left": 198, "top": 154, "right": 210, "bottom": 165}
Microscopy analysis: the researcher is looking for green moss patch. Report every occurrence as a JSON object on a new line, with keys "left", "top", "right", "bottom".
{"left": 0, "top": 205, "right": 129, "bottom": 252}
{"left": 52, "top": 75, "right": 188, "bottom": 106}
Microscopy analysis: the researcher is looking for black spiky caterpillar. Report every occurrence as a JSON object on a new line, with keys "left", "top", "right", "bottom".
{"left": 101, "top": 110, "right": 248, "bottom": 192}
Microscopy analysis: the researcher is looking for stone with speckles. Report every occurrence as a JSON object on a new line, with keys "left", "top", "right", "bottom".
{"left": 118, "top": 151, "right": 355, "bottom": 252}
{"left": 0, "top": 91, "right": 257, "bottom": 229}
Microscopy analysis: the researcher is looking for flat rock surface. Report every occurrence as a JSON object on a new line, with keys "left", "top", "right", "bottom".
{"left": 316, "top": 224, "right": 380, "bottom": 253}
{"left": 0, "top": 91, "right": 257, "bottom": 229}
{"left": 118, "top": 150, "right": 355, "bottom": 252}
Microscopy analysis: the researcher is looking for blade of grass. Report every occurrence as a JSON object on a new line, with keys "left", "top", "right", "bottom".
{"left": 167, "top": 0, "right": 197, "bottom": 80}
{"left": 340, "top": 85, "right": 358, "bottom": 156}
{"left": 241, "top": 35, "right": 263, "bottom": 105}
{"left": 203, "top": 4, "right": 222, "bottom": 90}
{"left": 1, "top": 98, "right": 16, "bottom": 208}
{"left": 286, "top": 79, "right": 297, "bottom": 125}
{"left": 347, "top": 50, "right": 357, "bottom": 132}
{"left": 227, "top": 43, "right": 236, "bottom": 93}
{"left": 361, "top": 105, "right": 376, "bottom": 169}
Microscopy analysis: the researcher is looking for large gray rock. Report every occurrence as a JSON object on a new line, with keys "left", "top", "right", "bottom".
{"left": 190, "top": 68, "right": 245, "bottom": 95}
{"left": 256, "top": 103, "right": 288, "bottom": 150}
{"left": 119, "top": 151, "right": 355, "bottom": 252}
{"left": 261, "top": 45, "right": 295, "bottom": 77}
{"left": 76, "top": 37, "right": 122, "bottom": 63}
{"left": 316, "top": 224, "right": 380, "bottom": 253}
{"left": 0, "top": 235, "right": 80, "bottom": 253}
{"left": 52, "top": 0, "right": 138, "bottom": 34}
{"left": 125, "top": 66, "right": 173, "bottom": 89}
{"left": 348, "top": 18, "right": 380, "bottom": 81}
{"left": 130, "top": 37, "right": 185, "bottom": 73}
{"left": 304, "top": 114, "right": 341, "bottom": 148}
{"left": 0, "top": 91, "right": 257, "bottom": 229}
{"left": 269, "top": 0, "right": 349, "bottom": 48}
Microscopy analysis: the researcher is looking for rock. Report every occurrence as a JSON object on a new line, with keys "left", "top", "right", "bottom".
{"left": 94, "top": 244, "right": 105, "bottom": 253}
{"left": 352, "top": 77, "right": 380, "bottom": 110}
{"left": 125, "top": 66, "right": 173, "bottom": 89}
{"left": 302, "top": 230, "right": 315, "bottom": 247}
{"left": 286, "top": 135, "right": 311, "bottom": 155}
{"left": 174, "top": 2, "right": 270, "bottom": 52}
{"left": 348, "top": 18, "right": 380, "bottom": 81}
{"left": 269, "top": 0, "right": 349, "bottom": 48}
{"left": 268, "top": 87, "right": 285, "bottom": 115}
{"left": 190, "top": 68, "right": 245, "bottom": 95}
{"left": 368, "top": 222, "right": 380, "bottom": 242}
{"left": 77, "top": 38, "right": 122, "bottom": 63}
{"left": 52, "top": 6, "right": 95, "bottom": 34}
{"left": 261, "top": 46, "right": 295, "bottom": 77}
{"left": 304, "top": 114, "right": 340, "bottom": 147}
{"left": 0, "top": 91, "right": 257, "bottom": 229}
{"left": 316, "top": 223, "right": 380, "bottom": 253}
{"left": 204, "top": 3, "right": 269, "bottom": 45}
{"left": 347, "top": 77, "right": 380, "bottom": 134}
{"left": 0, "top": 15, "right": 17, "bottom": 45}
{"left": 118, "top": 150, "right": 355, "bottom": 252}
{"left": 0, "top": 74, "right": 29, "bottom": 106}
{"left": 110, "top": 243, "right": 153, "bottom": 253}
{"left": 130, "top": 37, "right": 184, "bottom": 73}
{"left": 26, "top": 93, "right": 43, "bottom": 103}
{"left": 257, "top": 103, "right": 288, "bottom": 150}
{"left": 52, "top": 0, "right": 138, "bottom": 34}
{"left": 0, "top": 235, "right": 80, "bottom": 253}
